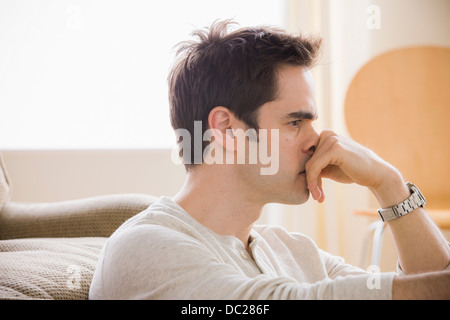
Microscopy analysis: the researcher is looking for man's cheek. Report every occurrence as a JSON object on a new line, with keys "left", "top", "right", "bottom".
{"left": 259, "top": 129, "right": 280, "bottom": 176}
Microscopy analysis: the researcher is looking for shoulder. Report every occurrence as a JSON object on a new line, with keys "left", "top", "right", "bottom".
{"left": 90, "top": 204, "right": 214, "bottom": 299}
{"left": 105, "top": 201, "right": 209, "bottom": 261}
{"left": 110, "top": 196, "right": 204, "bottom": 243}
{"left": 96, "top": 195, "right": 214, "bottom": 274}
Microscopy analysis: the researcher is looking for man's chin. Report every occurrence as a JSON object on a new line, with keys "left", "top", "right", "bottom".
{"left": 274, "top": 189, "right": 310, "bottom": 206}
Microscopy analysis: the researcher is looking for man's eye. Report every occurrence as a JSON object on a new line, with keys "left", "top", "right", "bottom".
{"left": 289, "top": 120, "right": 302, "bottom": 128}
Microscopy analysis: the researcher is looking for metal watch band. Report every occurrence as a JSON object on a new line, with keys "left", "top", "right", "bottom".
{"left": 377, "top": 182, "right": 427, "bottom": 222}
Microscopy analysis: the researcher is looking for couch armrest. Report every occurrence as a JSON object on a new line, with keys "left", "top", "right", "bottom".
{"left": 0, "top": 194, "right": 157, "bottom": 240}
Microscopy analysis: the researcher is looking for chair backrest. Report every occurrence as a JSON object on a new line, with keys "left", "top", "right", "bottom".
{"left": 344, "top": 46, "right": 450, "bottom": 209}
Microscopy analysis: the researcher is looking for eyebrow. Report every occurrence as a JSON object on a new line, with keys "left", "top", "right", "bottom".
{"left": 284, "top": 111, "right": 318, "bottom": 121}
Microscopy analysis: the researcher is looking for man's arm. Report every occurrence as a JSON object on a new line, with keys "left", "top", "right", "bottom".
{"left": 371, "top": 175, "right": 450, "bottom": 299}
{"left": 393, "top": 270, "right": 450, "bottom": 299}
{"left": 369, "top": 170, "right": 450, "bottom": 274}
{"left": 305, "top": 130, "right": 450, "bottom": 298}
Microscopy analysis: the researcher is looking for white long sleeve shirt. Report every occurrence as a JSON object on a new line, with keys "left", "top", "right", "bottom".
{"left": 89, "top": 196, "right": 396, "bottom": 300}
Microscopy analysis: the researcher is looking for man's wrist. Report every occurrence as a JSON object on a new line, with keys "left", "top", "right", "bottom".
{"left": 369, "top": 169, "right": 410, "bottom": 209}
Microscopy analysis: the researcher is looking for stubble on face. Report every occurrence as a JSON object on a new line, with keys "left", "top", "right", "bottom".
{"left": 242, "top": 65, "right": 318, "bottom": 206}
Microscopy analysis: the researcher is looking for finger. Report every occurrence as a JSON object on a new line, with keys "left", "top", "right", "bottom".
{"left": 316, "top": 129, "right": 338, "bottom": 150}
{"left": 306, "top": 133, "right": 339, "bottom": 191}
{"left": 309, "top": 177, "right": 321, "bottom": 201}
{"left": 317, "top": 176, "right": 325, "bottom": 203}
{"left": 309, "top": 177, "right": 326, "bottom": 203}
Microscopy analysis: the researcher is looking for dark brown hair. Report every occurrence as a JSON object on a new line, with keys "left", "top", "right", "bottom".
{"left": 168, "top": 20, "right": 322, "bottom": 170}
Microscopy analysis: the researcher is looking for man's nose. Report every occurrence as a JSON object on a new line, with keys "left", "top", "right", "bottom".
{"left": 307, "top": 145, "right": 316, "bottom": 154}
{"left": 304, "top": 128, "right": 320, "bottom": 156}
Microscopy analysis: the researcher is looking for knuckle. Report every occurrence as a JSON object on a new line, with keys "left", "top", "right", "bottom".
{"left": 330, "top": 139, "right": 343, "bottom": 151}
{"left": 320, "top": 129, "right": 337, "bottom": 138}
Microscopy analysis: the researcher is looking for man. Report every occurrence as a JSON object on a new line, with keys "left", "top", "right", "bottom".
{"left": 89, "top": 20, "right": 449, "bottom": 299}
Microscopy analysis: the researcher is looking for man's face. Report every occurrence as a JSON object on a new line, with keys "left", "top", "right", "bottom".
{"left": 238, "top": 64, "right": 320, "bottom": 205}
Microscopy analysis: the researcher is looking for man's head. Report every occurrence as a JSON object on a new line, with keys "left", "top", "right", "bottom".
{"left": 168, "top": 20, "right": 322, "bottom": 171}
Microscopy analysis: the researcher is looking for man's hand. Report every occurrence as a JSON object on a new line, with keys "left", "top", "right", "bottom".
{"left": 306, "top": 130, "right": 450, "bottom": 275}
{"left": 305, "top": 130, "right": 404, "bottom": 204}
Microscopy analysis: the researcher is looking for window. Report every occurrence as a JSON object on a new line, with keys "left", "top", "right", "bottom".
{"left": 0, "top": 0, "right": 286, "bottom": 149}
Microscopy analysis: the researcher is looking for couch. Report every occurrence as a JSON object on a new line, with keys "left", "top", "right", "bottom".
{"left": 0, "top": 153, "right": 156, "bottom": 299}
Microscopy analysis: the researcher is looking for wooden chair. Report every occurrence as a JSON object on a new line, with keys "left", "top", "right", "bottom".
{"left": 344, "top": 46, "right": 450, "bottom": 267}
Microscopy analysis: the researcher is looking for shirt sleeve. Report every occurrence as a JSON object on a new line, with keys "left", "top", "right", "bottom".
{"left": 90, "top": 224, "right": 395, "bottom": 300}
{"left": 318, "top": 248, "right": 396, "bottom": 299}
{"left": 319, "top": 248, "right": 372, "bottom": 278}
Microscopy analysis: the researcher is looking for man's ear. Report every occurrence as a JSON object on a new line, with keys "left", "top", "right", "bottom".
{"left": 207, "top": 106, "right": 236, "bottom": 151}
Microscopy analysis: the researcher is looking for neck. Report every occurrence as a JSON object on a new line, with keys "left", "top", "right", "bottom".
{"left": 172, "top": 164, "right": 264, "bottom": 249}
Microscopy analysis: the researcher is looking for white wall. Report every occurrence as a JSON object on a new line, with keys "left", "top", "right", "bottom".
{"left": 0, "top": 0, "right": 286, "bottom": 150}
{"left": 3, "top": 149, "right": 186, "bottom": 202}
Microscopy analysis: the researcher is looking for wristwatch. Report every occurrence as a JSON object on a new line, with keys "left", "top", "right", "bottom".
{"left": 377, "top": 182, "right": 427, "bottom": 222}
